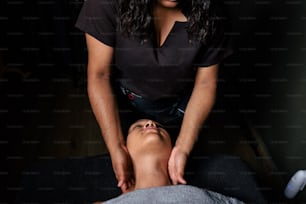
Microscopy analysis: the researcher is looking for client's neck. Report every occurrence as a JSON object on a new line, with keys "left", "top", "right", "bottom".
{"left": 133, "top": 155, "right": 171, "bottom": 189}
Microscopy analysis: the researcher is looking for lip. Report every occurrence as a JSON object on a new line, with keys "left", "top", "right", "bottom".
{"left": 144, "top": 127, "right": 157, "bottom": 130}
{"left": 144, "top": 127, "right": 158, "bottom": 133}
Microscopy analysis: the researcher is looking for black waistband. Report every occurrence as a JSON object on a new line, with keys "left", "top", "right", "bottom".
{"left": 119, "top": 86, "right": 179, "bottom": 107}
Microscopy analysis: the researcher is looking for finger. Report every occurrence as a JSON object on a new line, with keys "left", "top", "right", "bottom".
{"left": 130, "top": 179, "right": 135, "bottom": 187}
{"left": 170, "top": 170, "right": 180, "bottom": 184}
{"left": 173, "top": 171, "right": 180, "bottom": 185}
{"left": 172, "top": 178, "right": 178, "bottom": 185}
{"left": 121, "top": 182, "right": 128, "bottom": 193}
{"left": 127, "top": 180, "right": 134, "bottom": 192}
{"left": 177, "top": 175, "right": 187, "bottom": 185}
{"left": 175, "top": 165, "right": 186, "bottom": 184}
{"left": 126, "top": 180, "right": 132, "bottom": 190}
{"left": 168, "top": 164, "right": 176, "bottom": 184}
{"left": 169, "top": 168, "right": 178, "bottom": 185}
{"left": 171, "top": 166, "right": 185, "bottom": 185}
{"left": 117, "top": 179, "right": 124, "bottom": 187}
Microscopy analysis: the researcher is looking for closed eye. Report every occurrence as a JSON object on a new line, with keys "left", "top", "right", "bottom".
{"left": 134, "top": 124, "right": 142, "bottom": 129}
{"left": 128, "top": 124, "right": 142, "bottom": 133}
{"left": 131, "top": 124, "right": 142, "bottom": 131}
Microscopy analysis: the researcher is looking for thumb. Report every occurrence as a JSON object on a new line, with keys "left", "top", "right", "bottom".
{"left": 177, "top": 175, "right": 187, "bottom": 185}
{"left": 117, "top": 179, "right": 124, "bottom": 187}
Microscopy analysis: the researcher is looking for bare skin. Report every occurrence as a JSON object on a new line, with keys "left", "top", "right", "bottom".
{"left": 153, "top": 0, "right": 187, "bottom": 46}
{"left": 126, "top": 119, "right": 173, "bottom": 190}
{"left": 94, "top": 119, "right": 173, "bottom": 203}
{"left": 85, "top": 0, "right": 218, "bottom": 192}
{"left": 86, "top": 34, "right": 133, "bottom": 192}
{"left": 169, "top": 65, "right": 218, "bottom": 185}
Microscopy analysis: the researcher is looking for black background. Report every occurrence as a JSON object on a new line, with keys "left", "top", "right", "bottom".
{"left": 1, "top": 0, "right": 306, "bottom": 203}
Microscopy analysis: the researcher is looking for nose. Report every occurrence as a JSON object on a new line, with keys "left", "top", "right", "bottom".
{"left": 144, "top": 120, "right": 156, "bottom": 128}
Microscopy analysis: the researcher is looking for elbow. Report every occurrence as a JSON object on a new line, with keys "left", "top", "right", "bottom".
{"left": 196, "top": 78, "right": 217, "bottom": 92}
{"left": 87, "top": 64, "right": 112, "bottom": 86}
{"left": 88, "top": 67, "right": 111, "bottom": 81}
{"left": 87, "top": 66, "right": 112, "bottom": 93}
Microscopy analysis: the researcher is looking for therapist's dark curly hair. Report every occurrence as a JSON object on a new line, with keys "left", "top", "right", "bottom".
{"left": 118, "top": 0, "right": 223, "bottom": 43}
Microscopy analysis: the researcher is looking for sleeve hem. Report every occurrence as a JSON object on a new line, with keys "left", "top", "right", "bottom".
{"left": 195, "top": 49, "right": 234, "bottom": 68}
{"left": 75, "top": 22, "right": 116, "bottom": 48}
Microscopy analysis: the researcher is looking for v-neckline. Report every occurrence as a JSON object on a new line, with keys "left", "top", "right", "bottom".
{"left": 153, "top": 21, "right": 185, "bottom": 48}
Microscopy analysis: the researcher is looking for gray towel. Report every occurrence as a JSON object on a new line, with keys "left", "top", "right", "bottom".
{"left": 103, "top": 185, "right": 245, "bottom": 204}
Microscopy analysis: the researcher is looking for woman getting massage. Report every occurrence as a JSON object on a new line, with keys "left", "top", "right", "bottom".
{"left": 95, "top": 119, "right": 266, "bottom": 203}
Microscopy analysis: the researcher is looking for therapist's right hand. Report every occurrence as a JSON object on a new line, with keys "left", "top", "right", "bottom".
{"left": 168, "top": 145, "right": 188, "bottom": 185}
{"left": 111, "top": 145, "right": 134, "bottom": 193}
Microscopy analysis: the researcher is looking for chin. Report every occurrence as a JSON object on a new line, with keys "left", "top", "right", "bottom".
{"left": 144, "top": 132, "right": 163, "bottom": 142}
{"left": 143, "top": 132, "right": 169, "bottom": 147}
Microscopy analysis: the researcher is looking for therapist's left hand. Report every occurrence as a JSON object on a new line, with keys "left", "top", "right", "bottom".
{"left": 168, "top": 146, "right": 188, "bottom": 185}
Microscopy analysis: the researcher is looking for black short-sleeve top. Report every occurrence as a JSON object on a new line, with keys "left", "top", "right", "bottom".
{"left": 76, "top": 0, "right": 232, "bottom": 101}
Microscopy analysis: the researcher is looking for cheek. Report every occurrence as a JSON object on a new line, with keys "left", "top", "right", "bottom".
{"left": 127, "top": 133, "right": 141, "bottom": 154}
{"left": 127, "top": 131, "right": 139, "bottom": 145}
{"left": 161, "top": 132, "right": 172, "bottom": 146}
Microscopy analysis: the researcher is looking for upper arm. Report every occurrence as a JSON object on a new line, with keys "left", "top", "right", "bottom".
{"left": 195, "top": 64, "right": 219, "bottom": 86}
{"left": 85, "top": 33, "right": 114, "bottom": 77}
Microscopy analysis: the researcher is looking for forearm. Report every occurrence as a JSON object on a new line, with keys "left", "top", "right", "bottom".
{"left": 175, "top": 69, "right": 217, "bottom": 155}
{"left": 88, "top": 73, "right": 125, "bottom": 155}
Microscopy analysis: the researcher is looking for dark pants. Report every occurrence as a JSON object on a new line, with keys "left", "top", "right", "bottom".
{"left": 16, "top": 154, "right": 267, "bottom": 204}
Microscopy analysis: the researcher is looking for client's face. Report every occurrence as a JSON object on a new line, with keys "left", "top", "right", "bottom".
{"left": 127, "top": 119, "right": 172, "bottom": 159}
